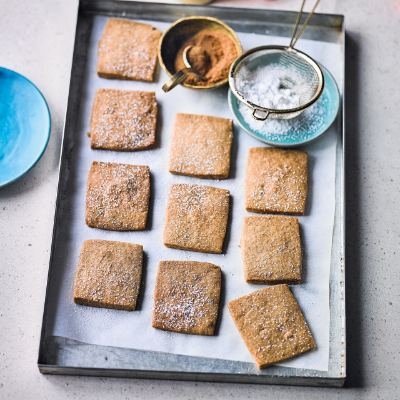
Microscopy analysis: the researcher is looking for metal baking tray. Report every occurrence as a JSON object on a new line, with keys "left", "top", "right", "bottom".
{"left": 38, "top": 0, "right": 345, "bottom": 387}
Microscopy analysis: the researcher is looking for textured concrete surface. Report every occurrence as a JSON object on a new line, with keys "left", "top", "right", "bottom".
{"left": 0, "top": 0, "right": 399, "bottom": 398}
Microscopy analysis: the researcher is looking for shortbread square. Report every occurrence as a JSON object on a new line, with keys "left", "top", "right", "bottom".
{"left": 163, "top": 183, "right": 230, "bottom": 253}
{"left": 152, "top": 261, "right": 221, "bottom": 335}
{"left": 73, "top": 239, "right": 143, "bottom": 311}
{"left": 89, "top": 89, "right": 157, "bottom": 151}
{"left": 245, "top": 148, "right": 308, "bottom": 215}
{"left": 85, "top": 161, "right": 150, "bottom": 230}
{"left": 97, "top": 19, "right": 161, "bottom": 82}
{"left": 168, "top": 113, "right": 233, "bottom": 179}
{"left": 240, "top": 216, "right": 302, "bottom": 284}
{"left": 228, "top": 284, "right": 315, "bottom": 368}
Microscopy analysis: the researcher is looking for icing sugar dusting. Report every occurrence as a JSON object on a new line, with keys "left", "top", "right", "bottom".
{"left": 235, "top": 63, "right": 328, "bottom": 142}
{"left": 163, "top": 184, "right": 230, "bottom": 253}
{"left": 98, "top": 19, "right": 161, "bottom": 82}
{"left": 237, "top": 65, "right": 301, "bottom": 110}
{"left": 86, "top": 162, "right": 150, "bottom": 230}
{"left": 238, "top": 96, "right": 327, "bottom": 142}
{"left": 74, "top": 240, "right": 143, "bottom": 311}
{"left": 91, "top": 89, "right": 157, "bottom": 151}
{"left": 168, "top": 113, "right": 233, "bottom": 178}
{"left": 152, "top": 261, "right": 221, "bottom": 335}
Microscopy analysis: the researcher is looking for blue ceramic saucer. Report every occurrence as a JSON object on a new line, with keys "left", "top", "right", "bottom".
{"left": 0, "top": 67, "right": 51, "bottom": 188}
{"left": 228, "top": 65, "right": 340, "bottom": 147}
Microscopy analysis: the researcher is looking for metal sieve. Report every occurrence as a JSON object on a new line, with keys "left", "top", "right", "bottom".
{"left": 229, "top": 0, "right": 324, "bottom": 121}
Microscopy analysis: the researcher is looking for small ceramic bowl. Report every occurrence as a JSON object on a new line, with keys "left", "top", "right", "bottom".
{"left": 158, "top": 16, "right": 242, "bottom": 91}
{"left": 228, "top": 64, "right": 340, "bottom": 147}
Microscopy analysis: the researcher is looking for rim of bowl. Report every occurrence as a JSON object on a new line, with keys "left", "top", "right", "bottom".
{"left": 158, "top": 16, "right": 243, "bottom": 90}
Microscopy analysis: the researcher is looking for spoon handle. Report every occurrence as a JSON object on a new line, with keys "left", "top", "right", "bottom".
{"left": 162, "top": 68, "right": 207, "bottom": 92}
{"left": 162, "top": 69, "right": 190, "bottom": 92}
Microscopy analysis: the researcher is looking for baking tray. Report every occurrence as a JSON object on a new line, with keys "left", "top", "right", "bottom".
{"left": 38, "top": 0, "right": 345, "bottom": 387}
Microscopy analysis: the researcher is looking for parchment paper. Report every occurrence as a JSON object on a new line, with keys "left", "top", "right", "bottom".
{"left": 47, "top": 16, "right": 341, "bottom": 371}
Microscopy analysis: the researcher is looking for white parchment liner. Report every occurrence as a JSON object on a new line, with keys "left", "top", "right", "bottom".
{"left": 47, "top": 16, "right": 342, "bottom": 371}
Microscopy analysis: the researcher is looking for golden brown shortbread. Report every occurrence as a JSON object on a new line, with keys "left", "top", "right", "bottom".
{"left": 163, "top": 183, "right": 230, "bottom": 253}
{"left": 168, "top": 113, "right": 233, "bottom": 179}
{"left": 73, "top": 239, "right": 143, "bottom": 311}
{"left": 97, "top": 19, "right": 161, "bottom": 82}
{"left": 89, "top": 89, "right": 157, "bottom": 151}
{"left": 152, "top": 261, "right": 221, "bottom": 335}
{"left": 245, "top": 147, "right": 308, "bottom": 215}
{"left": 85, "top": 161, "right": 150, "bottom": 230}
{"left": 240, "top": 216, "right": 302, "bottom": 284}
{"left": 227, "top": 284, "right": 315, "bottom": 368}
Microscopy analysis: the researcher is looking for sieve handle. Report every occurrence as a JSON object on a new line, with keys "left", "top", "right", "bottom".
{"left": 289, "top": 0, "right": 321, "bottom": 49}
{"left": 252, "top": 109, "right": 270, "bottom": 121}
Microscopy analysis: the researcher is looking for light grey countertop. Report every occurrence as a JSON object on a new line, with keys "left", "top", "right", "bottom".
{"left": 0, "top": 0, "right": 399, "bottom": 398}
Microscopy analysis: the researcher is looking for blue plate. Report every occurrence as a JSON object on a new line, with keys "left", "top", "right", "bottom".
{"left": 228, "top": 65, "right": 340, "bottom": 147}
{"left": 0, "top": 67, "right": 51, "bottom": 187}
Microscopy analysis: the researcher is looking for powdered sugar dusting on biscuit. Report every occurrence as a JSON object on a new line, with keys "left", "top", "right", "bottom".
{"left": 85, "top": 161, "right": 150, "bottom": 230}
{"left": 163, "top": 183, "right": 230, "bottom": 253}
{"left": 98, "top": 19, "right": 161, "bottom": 82}
{"left": 73, "top": 239, "right": 143, "bottom": 311}
{"left": 227, "top": 284, "right": 315, "bottom": 368}
{"left": 152, "top": 261, "right": 221, "bottom": 335}
{"left": 245, "top": 148, "right": 308, "bottom": 215}
{"left": 168, "top": 113, "right": 233, "bottom": 179}
{"left": 90, "top": 89, "right": 157, "bottom": 151}
{"left": 241, "top": 216, "right": 302, "bottom": 284}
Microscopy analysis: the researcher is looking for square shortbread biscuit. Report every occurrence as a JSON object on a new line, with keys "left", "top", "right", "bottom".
{"left": 245, "top": 148, "right": 308, "bottom": 215}
{"left": 73, "top": 239, "right": 143, "bottom": 311}
{"left": 152, "top": 261, "right": 221, "bottom": 335}
{"left": 85, "top": 161, "right": 150, "bottom": 231}
{"left": 168, "top": 113, "right": 233, "bottom": 179}
{"left": 163, "top": 183, "right": 230, "bottom": 254}
{"left": 89, "top": 89, "right": 157, "bottom": 151}
{"left": 240, "top": 216, "right": 302, "bottom": 284}
{"left": 97, "top": 19, "right": 161, "bottom": 82}
{"left": 227, "top": 284, "right": 315, "bottom": 368}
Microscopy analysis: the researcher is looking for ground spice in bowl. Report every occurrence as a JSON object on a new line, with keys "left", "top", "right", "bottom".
{"left": 174, "top": 29, "right": 239, "bottom": 87}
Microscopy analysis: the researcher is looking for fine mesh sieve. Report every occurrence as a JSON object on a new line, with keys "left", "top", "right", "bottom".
{"left": 229, "top": 0, "right": 324, "bottom": 121}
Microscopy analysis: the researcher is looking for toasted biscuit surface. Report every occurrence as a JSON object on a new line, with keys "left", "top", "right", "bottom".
{"left": 73, "top": 239, "right": 143, "bottom": 311}
{"left": 85, "top": 161, "right": 150, "bottom": 230}
{"left": 241, "top": 216, "right": 302, "bottom": 284}
{"left": 89, "top": 89, "right": 157, "bottom": 151}
{"left": 97, "top": 19, "right": 161, "bottom": 82}
{"left": 227, "top": 284, "right": 315, "bottom": 368}
{"left": 245, "top": 148, "right": 308, "bottom": 215}
{"left": 163, "top": 183, "right": 230, "bottom": 253}
{"left": 168, "top": 113, "right": 233, "bottom": 179}
{"left": 152, "top": 261, "right": 221, "bottom": 335}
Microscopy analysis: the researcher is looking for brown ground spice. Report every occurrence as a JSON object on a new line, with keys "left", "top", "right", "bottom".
{"left": 174, "top": 29, "right": 238, "bottom": 87}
